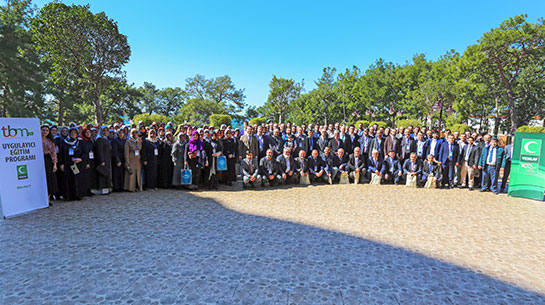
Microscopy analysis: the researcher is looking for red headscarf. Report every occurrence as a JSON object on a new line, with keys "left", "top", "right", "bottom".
{"left": 80, "top": 128, "right": 92, "bottom": 142}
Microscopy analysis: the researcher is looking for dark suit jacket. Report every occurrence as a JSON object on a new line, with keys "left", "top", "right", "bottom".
{"left": 422, "top": 160, "right": 440, "bottom": 177}
{"left": 415, "top": 140, "right": 429, "bottom": 159}
{"left": 461, "top": 144, "right": 480, "bottom": 167}
{"left": 259, "top": 156, "right": 279, "bottom": 176}
{"left": 369, "top": 137, "right": 386, "bottom": 159}
{"left": 367, "top": 157, "right": 383, "bottom": 173}
{"left": 300, "top": 135, "right": 318, "bottom": 156}
{"left": 241, "top": 157, "right": 260, "bottom": 177}
{"left": 402, "top": 159, "right": 422, "bottom": 175}
{"left": 381, "top": 157, "right": 402, "bottom": 174}
{"left": 347, "top": 154, "right": 366, "bottom": 172}
{"left": 358, "top": 135, "right": 373, "bottom": 155}
{"left": 330, "top": 154, "right": 349, "bottom": 171}
{"left": 343, "top": 133, "right": 359, "bottom": 154}
{"left": 295, "top": 157, "right": 309, "bottom": 173}
{"left": 426, "top": 138, "right": 443, "bottom": 158}
{"left": 327, "top": 138, "right": 344, "bottom": 153}
{"left": 317, "top": 136, "right": 330, "bottom": 153}
{"left": 255, "top": 134, "right": 270, "bottom": 159}
{"left": 276, "top": 154, "right": 296, "bottom": 173}
{"left": 400, "top": 136, "right": 416, "bottom": 160}
{"left": 383, "top": 136, "right": 401, "bottom": 159}
{"left": 438, "top": 141, "right": 460, "bottom": 164}
{"left": 307, "top": 156, "right": 326, "bottom": 174}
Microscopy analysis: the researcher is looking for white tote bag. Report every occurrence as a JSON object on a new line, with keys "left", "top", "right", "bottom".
{"left": 424, "top": 175, "right": 436, "bottom": 189}
{"left": 339, "top": 171, "right": 349, "bottom": 184}
{"left": 300, "top": 174, "right": 311, "bottom": 185}
{"left": 370, "top": 173, "right": 381, "bottom": 185}
{"left": 405, "top": 174, "right": 417, "bottom": 188}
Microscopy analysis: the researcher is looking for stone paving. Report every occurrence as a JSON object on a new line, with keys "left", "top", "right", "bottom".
{"left": 1, "top": 184, "right": 545, "bottom": 304}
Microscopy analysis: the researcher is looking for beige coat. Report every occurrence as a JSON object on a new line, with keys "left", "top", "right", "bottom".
{"left": 124, "top": 139, "right": 142, "bottom": 191}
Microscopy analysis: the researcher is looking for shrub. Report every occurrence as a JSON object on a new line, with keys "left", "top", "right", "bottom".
{"left": 396, "top": 119, "right": 421, "bottom": 128}
{"left": 368, "top": 121, "right": 388, "bottom": 129}
{"left": 448, "top": 123, "right": 470, "bottom": 134}
{"left": 250, "top": 117, "right": 267, "bottom": 126}
{"left": 355, "top": 120, "right": 370, "bottom": 128}
{"left": 133, "top": 113, "right": 171, "bottom": 126}
{"left": 209, "top": 114, "right": 232, "bottom": 127}
{"left": 516, "top": 126, "right": 545, "bottom": 133}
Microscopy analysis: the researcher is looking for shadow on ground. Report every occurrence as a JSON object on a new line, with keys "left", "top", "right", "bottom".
{"left": 0, "top": 189, "right": 543, "bottom": 305}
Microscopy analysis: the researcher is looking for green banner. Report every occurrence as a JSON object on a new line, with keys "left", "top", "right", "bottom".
{"left": 508, "top": 132, "right": 545, "bottom": 201}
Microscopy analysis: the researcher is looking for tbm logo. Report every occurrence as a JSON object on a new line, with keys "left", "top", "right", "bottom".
{"left": 1, "top": 125, "right": 34, "bottom": 137}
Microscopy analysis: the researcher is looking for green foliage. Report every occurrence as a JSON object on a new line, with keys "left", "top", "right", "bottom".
{"left": 368, "top": 121, "right": 388, "bottom": 129}
{"left": 249, "top": 117, "right": 267, "bottom": 126}
{"left": 355, "top": 120, "right": 369, "bottom": 128}
{"left": 133, "top": 113, "right": 170, "bottom": 126}
{"left": 178, "top": 98, "right": 226, "bottom": 126}
{"left": 516, "top": 126, "right": 545, "bottom": 133}
{"left": 261, "top": 75, "right": 303, "bottom": 123}
{"left": 209, "top": 114, "right": 232, "bottom": 127}
{"left": 448, "top": 123, "right": 470, "bottom": 133}
{"left": 396, "top": 119, "right": 421, "bottom": 128}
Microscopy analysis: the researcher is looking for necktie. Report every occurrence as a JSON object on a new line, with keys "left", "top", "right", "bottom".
{"left": 466, "top": 146, "right": 471, "bottom": 160}
{"left": 488, "top": 148, "right": 494, "bottom": 163}
{"left": 249, "top": 159, "right": 253, "bottom": 173}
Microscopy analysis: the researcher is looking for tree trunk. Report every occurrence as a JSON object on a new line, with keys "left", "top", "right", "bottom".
{"left": 278, "top": 112, "right": 283, "bottom": 124}
{"left": 58, "top": 98, "right": 64, "bottom": 126}
{"left": 94, "top": 94, "right": 103, "bottom": 125}
{"left": 506, "top": 89, "right": 517, "bottom": 135}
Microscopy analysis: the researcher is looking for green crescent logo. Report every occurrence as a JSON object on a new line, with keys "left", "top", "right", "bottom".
{"left": 521, "top": 139, "right": 541, "bottom": 156}
{"left": 17, "top": 165, "right": 28, "bottom": 180}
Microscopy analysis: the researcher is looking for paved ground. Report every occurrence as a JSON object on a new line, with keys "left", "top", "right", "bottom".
{"left": 1, "top": 184, "right": 544, "bottom": 304}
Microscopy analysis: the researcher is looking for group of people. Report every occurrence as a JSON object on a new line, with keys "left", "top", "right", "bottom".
{"left": 41, "top": 120, "right": 512, "bottom": 203}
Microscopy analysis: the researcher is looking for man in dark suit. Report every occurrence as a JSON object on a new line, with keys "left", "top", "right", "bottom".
{"left": 500, "top": 138, "right": 513, "bottom": 193}
{"left": 276, "top": 147, "right": 297, "bottom": 184}
{"left": 294, "top": 150, "right": 309, "bottom": 182}
{"left": 422, "top": 154, "right": 440, "bottom": 187}
{"left": 308, "top": 149, "right": 327, "bottom": 183}
{"left": 317, "top": 129, "right": 330, "bottom": 153}
{"left": 327, "top": 130, "right": 344, "bottom": 154}
{"left": 459, "top": 136, "right": 480, "bottom": 190}
{"left": 403, "top": 152, "right": 422, "bottom": 184}
{"left": 438, "top": 134, "right": 460, "bottom": 188}
{"left": 268, "top": 128, "right": 284, "bottom": 157}
{"left": 381, "top": 150, "right": 403, "bottom": 185}
{"left": 343, "top": 126, "right": 359, "bottom": 155}
{"left": 300, "top": 129, "right": 318, "bottom": 157}
{"left": 426, "top": 131, "right": 443, "bottom": 159}
{"left": 358, "top": 128, "right": 373, "bottom": 160}
{"left": 347, "top": 146, "right": 367, "bottom": 183}
{"left": 241, "top": 151, "right": 261, "bottom": 188}
{"left": 369, "top": 130, "right": 386, "bottom": 160}
{"left": 367, "top": 149, "right": 383, "bottom": 181}
{"left": 400, "top": 128, "right": 416, "bottom": 163}
{"left": 478, "top": 137, "right": 506, "bottom": 195}
{"left": 259, "top": 149, "right": 281, "bottom": 186}
{"left": 328, "top": 147, "right": 349, "bottom": 183}
{"left": 238, "top": 126, "right": 259, "bottom": 162}
{"left": 255, "top": 127, "right": 270, "bottom": 160}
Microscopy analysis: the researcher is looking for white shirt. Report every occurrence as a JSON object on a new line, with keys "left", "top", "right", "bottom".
{"left": 486, "top": 147, "right": 497, "bottom": 166}
{"left": 430, "top": 139, "right": 438, "bottom": 156}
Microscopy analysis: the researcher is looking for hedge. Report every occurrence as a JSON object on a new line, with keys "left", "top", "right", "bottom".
{"left": 516, "top": 126, "right": 545, "bottom": 133}
{"left": 396, "top": 119, "right": 421, "bottom": 128}
{"left": 355, "top": 120, "right": 370, "bottom": 128}
{"left": 133, "top": 113, "right": 171, "bottom": 126}
{"left": 250, "top": 117, "right": 267, "bottom": 126}
{"left": 368, "top": 121, "right": 388, "bottom": 129}
{"left": 209, "top": 114, "right": 232, "bottom": 127}
{"left": 448, "top": 123, "right": 470, "bottom": 134}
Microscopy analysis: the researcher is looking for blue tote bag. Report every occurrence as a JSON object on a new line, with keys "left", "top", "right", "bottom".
{"left": 181, "top": 167, "right": 192, "bottom": 185}
{"left": 217, "top": 155, "right": 227, "bottom": 171}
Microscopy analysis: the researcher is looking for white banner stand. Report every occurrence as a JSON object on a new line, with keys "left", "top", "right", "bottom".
{"left": 0, "top": 118, "right": 49, "bottom": 218}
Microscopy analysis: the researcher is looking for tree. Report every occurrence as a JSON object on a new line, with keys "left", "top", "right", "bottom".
{"left": 157, "top": 87, "right": 185, "bottom": 117}
{"left": 31, "top": 3, "right": 131, "bottom": 125}
{"left": 209, "top": 114, "right": 232, "bottom": 127}
{"left": 262, "top": 75, "right": 302, "bottom": 123}
{"left": 0, "top": 0, "right": 46, "bottom": 118}
{"left": 479, "top": 14, "right": 545, "bottom": 134}
{"left": 177, "top": 98, "right": 227, "bottom": 126}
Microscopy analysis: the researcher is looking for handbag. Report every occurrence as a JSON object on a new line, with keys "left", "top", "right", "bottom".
{"left": 299, "top": 174, "right": 311, "bottom": 185}
{"left": 405, "top": 174, "right": 417, "bottom": 188}
{"left": 370, "top": 173, "right": 381, "bottom": 185}
{"left": 339, "top": 171, "right": 349, "bottom": 184}
{"left": 181, "top": 167, "right": 192, "bottom": 185}
{"left": 354, "top": 172, "right": 360, "bottom": 185}
{"left": 217, "top": 155, "right": 227, "bottom": 171}
{"left": 96, "top": 164, "right": 109, "bottom": 176}
{"left": 126, "top": 166, "right": 134, "bottom": 175}
{"left": 424, "top": 175, "right": 436, "bottom": 189}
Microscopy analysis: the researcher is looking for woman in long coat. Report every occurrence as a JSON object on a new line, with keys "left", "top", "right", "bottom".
{"left": 95, "top": 126, "right": 112, "bottom": 194}
{"left": 186, "top": 131, "right": 207, "bottom": 190}
{"left": 124, "top": 128, "right": 143, "bottom": 192}
{"left": 111, "top": 129, "right": 126, "bottom": 192}
{"left": 142, "top": 129, "right": 160, "bottom": 190}
{"left": 157, "top": 132, "right": 174, "bottom": 188}
{"left": 221, "top": 129, "right": 237, "bottom": 185}
{"left": 41, "top": 125, "right": 58, "bottom": 203}
{"left": 207, "top": 131, "right": 223, "bottom": 189}
{"left": 79, "top": 128, "right": 95, "bottom": 196}
{"left": 171, "top": 132, "right": 188, "bottom": 188}
{"left": 54, "top": 127, "right": 69, "bottom": 198}
{"left": 58, "top": 128, "right": 86, "bottom": 201}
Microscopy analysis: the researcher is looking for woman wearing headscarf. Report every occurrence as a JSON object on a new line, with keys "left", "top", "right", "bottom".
{"left": 53, "top": 126, "right": 69, "bottom": 198}
{"left": 58, "top": 127, "right": 85, "bottom": 200}
{"left": 124, "top": 128, "right": 143, "bottom": 192}
{"left": 41, "top": 125, "right": 58, "bottom": 203}
{"left": 95, "top": 126, "right": 112, "bottom": 194}
{"left": 171, "top": 132, "right": 188, "bottom": 188}
{"left": 79, "top": 127, "right": 96, "bottom": 196}
{"left": 207, "top": 131, "right": 223, "bottom": 189}
{"left": 111, "top": 129, "right": 127, "bottom": 192}
{"left": 222, "top": 129, "right": 237, "bottom": 186}
{"left": 186, "top": 130, "right": 207, "bottom": 190}
{"left": 157, "top": 132, "right": 174, "bottom": 188}
{"left": 142, "top": 129, "right": 160, "bottom": 190}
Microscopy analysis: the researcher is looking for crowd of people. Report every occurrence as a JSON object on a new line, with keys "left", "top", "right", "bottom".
{"left": 40, "top": 120, "right": 513, "bottom": 203}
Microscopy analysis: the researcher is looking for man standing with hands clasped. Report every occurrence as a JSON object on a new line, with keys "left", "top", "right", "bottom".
{"left": 478, "top": 137, "right": 505, "bottom": 195}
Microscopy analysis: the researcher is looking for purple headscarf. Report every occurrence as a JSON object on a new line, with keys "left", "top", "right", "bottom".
{"left": 188, "top": 130, "right": 203, "bottom": 153}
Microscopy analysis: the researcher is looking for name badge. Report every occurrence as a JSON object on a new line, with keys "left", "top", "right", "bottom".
{"left": 135, "top": 150, "right": 139, "bottom": 156}
{"left": 154, "top": 148, "right": 159, "bottom": 156}
{"left": 89, "top": 152, "right": 94, "bottom": 159}
{"left": 268, "top": 168, "right": 272, "bottom": 174}
{"left": 314, "top": 166, "right": 318, "bottom": 172}
{"left": 68, "top": 148, "right": 74, "bottom": 156}
{"left": 55, "top": 146, "right": 59, "bottom": 153}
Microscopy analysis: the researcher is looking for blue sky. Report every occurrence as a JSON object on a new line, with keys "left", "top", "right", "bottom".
{"left": 30, "top": 0, "right": 545, "bottom": 108}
